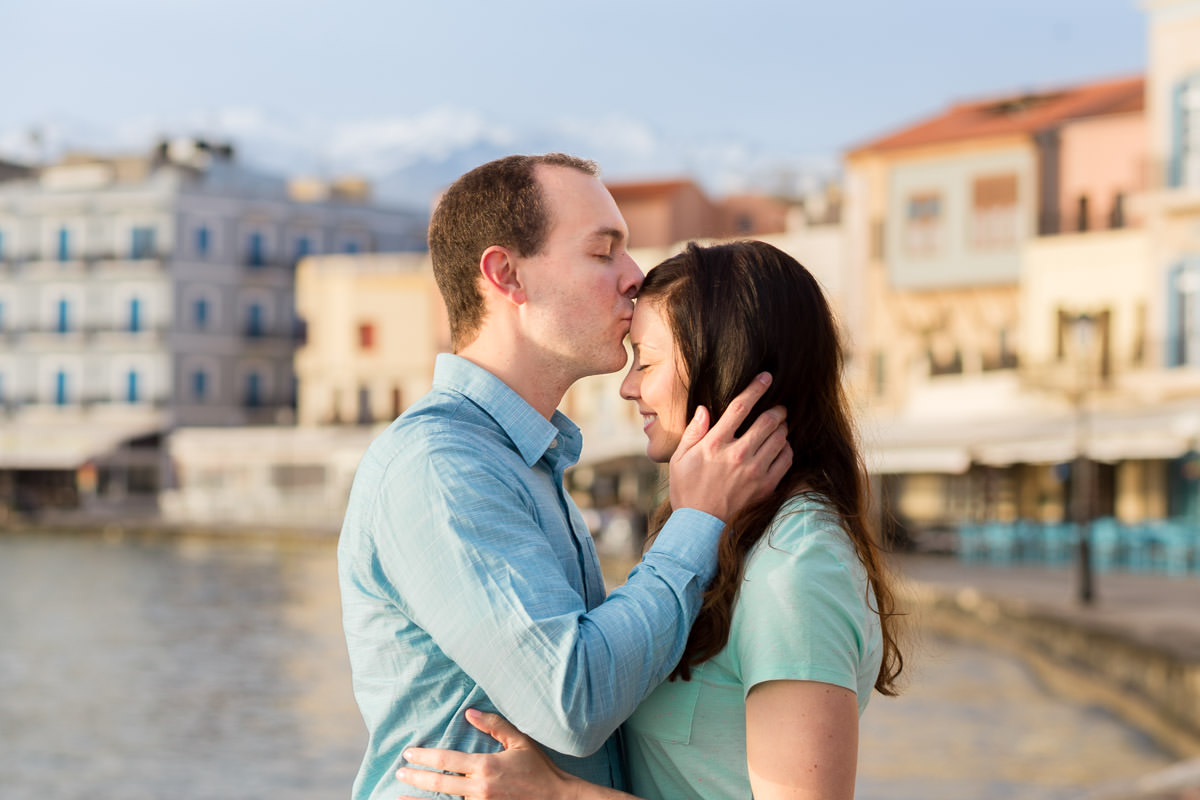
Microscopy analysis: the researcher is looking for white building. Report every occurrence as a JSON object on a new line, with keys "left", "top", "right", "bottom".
{"left": 0, "top": 139, "right": 425, "bottom": 515}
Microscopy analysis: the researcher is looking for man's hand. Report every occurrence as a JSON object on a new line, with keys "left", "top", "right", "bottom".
{"left": 668, "top": 372, "right": 791, "bottom": 523}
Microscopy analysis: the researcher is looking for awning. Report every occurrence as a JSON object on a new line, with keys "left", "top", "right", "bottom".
{"left": 865, "top": 445, "right": 971, "bottom": 475}
{"left": 0, "top": 423, "right": 163, "bottom": 469}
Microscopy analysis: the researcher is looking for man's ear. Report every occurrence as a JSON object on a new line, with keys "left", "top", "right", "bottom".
{"left": 479, "top": 245, "right": 527, "bottom": 305}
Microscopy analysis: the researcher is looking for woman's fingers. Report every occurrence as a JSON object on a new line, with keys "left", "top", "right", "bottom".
{"left": 704, "top": 372, "right": 773, "bottom": 441}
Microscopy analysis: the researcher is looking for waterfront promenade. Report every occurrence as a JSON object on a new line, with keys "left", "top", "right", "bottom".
{"left": 895, "top": 554, "right": 1200, "bottom": 800}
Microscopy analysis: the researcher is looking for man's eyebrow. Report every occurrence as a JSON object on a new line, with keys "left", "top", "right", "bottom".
{"left": 587, "top": 227, "right": 625, "bottom": 246}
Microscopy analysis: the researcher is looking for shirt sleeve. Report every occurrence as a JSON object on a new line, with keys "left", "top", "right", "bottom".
{"left": 365, "top": 439, "right": 724, "bottom": 757}
{"left": 729, "top": 510, "right": 870, "bottom": 696}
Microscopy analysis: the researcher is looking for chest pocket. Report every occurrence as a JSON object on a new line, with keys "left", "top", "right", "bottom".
{"left": 627, "top": 667, "right": 703, "bottom": 745}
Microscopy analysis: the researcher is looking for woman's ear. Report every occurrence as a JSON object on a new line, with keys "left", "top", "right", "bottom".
{"left": 479, "top": 245, "right": 527, "bottom": 305}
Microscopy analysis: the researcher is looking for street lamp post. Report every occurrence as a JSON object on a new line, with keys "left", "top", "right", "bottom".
{"left": 1067, "top": 312, "right": 1097, "bottom": 606}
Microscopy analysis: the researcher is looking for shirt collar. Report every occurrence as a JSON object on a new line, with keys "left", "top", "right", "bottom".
{"left": 432, "top": 353, "right": 582, "bottom": 469}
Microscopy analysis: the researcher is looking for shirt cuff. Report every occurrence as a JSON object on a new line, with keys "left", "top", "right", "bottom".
{"left": 646, "top": 507, "right": 725, "bottom": 585}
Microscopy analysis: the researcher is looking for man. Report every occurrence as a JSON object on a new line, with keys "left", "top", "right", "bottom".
{"left": 338, "top": 153, "right": 790, "bottom": 799}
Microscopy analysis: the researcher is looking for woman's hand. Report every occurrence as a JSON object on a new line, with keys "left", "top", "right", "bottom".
{"left": 397, "top": 709, "right": 578, "bottom": 800}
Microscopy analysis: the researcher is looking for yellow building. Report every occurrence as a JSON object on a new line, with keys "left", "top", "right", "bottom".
{"left": 293, "top": 253, "right": 448, "bottom": 427}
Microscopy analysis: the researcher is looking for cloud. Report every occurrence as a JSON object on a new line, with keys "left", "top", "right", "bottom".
{"left": 0, "top": 106, "right": 838, "bottom": 208}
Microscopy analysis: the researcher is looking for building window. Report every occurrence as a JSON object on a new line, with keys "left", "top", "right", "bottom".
{"left": 194, "top": 298, "right": 209, "bottom": 329}
{"left": 1168, "top": 261, "right": 1200, "bottom": 367}
{"left": 247, "top": 232, "right": 266, "bottom": 267}
{"left": 130, "top": 227, "right": 156, "bottom": 259}
{"left": 983, "top": 328, "right": 1020, "bottom": 371}
{"left": 295, "top": 237, "right": 312, "bottom": 259}
{"left": 246, "top": 303, "right": 264, "bottom": 338}
{"left": 126, "top": 370, "right": 139, "bottom": 403}
{"left": 1171, "top": 74, "right": 1200, "bottom": 188}
{"left": 970, "top": 174, "right": 1018, "bottom": 248}
{"left": 344, "top": 240, "right": 360, "bottom": 255}
{"left": 929, "top": 348, "right": 963, "bottom": 376}
{"left": 357, "top": 386, "right": 372, "bottom": 424}
{"left": 56, "top": 299, "right": 70, "bottom": 333}
{"left": 192, "top": 370, "right": 208, "bottom": 400}
{"left": 244, "top": 373, "right": 262, "bottom": 408}
{"left": 1109, "top": 192, "right": 1126, "bottom": 230}
{"left": 128, "top": 298, "right": 142, "bottom": 333}
{"left": 1076, "top": 195, "right": 1090, "bottom": 233}
{"left": 57, "top": 228, "right": 70, "bottom": 262}
{"left": 195, "top": 226, "right": 211, "bottom": 257}
{"left": 904, "top": 193, "right": 941, "bottom": 257}
{"left": 55, "top": 370, "right": 68, "bottom": 405}
{"left": 358, "top": 322, "right": 375, "bottom": 350}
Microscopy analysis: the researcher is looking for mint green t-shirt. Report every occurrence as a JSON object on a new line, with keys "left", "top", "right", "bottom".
{"left": 622, "top": 494, "right": 883, "bottom": 800}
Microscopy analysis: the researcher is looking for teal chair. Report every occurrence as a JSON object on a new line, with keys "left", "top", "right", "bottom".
{"left": 1039, "top": 522, "right": 1076, "bottom": 566}
{"left": 1090, "top": 517, "right": 1123, "bottom": 572}
{"left": 957, "top": 522, "right": 986, "bottom": 562}
{"left": 983, "top": 521, "right": 1016, "bottom": 564}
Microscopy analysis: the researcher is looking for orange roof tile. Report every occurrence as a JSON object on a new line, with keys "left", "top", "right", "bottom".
{"left": 847, "top": 74, "right": 1144, "bottom": 157}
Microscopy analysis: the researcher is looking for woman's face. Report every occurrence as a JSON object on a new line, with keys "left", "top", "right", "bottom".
{"left": 620, "top": 300, "right": 689, "bottom": 463}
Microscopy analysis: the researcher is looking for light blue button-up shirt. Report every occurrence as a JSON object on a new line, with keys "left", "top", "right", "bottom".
{"left": 338, "top": 354, "right": 724, "bottom": 800}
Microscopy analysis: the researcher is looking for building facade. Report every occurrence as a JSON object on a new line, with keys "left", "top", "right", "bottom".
{"left": 848, "top": 58, "right": 1200, "bottom": 543}
{"left": 0, "top": 139, "right": 425, "bottom": 515}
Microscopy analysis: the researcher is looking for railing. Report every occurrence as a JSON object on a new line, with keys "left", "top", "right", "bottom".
{"left": 241, "top": 326, "right": 303, "bottom": 342}
{"left": 12, "top": 325, "right": 170, "bottom": 342}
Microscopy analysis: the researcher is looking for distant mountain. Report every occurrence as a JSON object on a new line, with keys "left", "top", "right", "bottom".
{"left": 0, "top": 107, "right": 837, "bottom": 214}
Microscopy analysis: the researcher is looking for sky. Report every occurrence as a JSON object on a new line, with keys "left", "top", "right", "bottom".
{"left": 0, "top": 0, "right": 1148, "bottom": 203}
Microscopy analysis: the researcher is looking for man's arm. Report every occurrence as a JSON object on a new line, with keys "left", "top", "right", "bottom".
{"left": 367, "top": 376, "right": 789, "bottom": 757}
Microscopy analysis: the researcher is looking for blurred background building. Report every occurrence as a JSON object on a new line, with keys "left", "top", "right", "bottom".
{"left": 0, "top": 138, "right": 425, "bottom": 518}
{"left": 2, "top": 1, "right": 1198, "bottom": 562}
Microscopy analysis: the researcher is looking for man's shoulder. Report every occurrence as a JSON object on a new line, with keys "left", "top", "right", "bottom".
{"left": 362, "top": 388, "right": 524, "bottom": 480}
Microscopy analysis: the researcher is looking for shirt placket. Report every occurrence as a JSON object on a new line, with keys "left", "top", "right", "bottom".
{"left": 547, "top": 435, "right": 603, "bottom": 608}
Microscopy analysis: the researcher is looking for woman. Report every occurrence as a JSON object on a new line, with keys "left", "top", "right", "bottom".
{"left": 398, "top": 240, "right": 904, "bottom": 800}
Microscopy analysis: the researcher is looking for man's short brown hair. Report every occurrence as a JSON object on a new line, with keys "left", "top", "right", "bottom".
{"left": 428, "top": 153, "right": 599, "bottom": 350}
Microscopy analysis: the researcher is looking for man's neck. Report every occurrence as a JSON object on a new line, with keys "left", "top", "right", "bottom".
{"left": 455, "top": 339, "right": 571, "bottom": 420}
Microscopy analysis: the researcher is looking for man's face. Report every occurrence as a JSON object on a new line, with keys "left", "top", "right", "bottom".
{"left": 517, "top": 165, "right": 643, "bottom": 380}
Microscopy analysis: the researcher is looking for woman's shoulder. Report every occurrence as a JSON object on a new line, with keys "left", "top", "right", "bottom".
{"left": 740, "top": 492, "right": 856, "bottom": 575}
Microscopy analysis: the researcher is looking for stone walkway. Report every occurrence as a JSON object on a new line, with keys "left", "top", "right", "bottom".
{"left": 895, "top": 554, "right": 1200, "bottom": 800}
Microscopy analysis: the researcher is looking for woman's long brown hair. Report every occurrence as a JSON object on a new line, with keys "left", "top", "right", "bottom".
{"left": 642, "top": 241, "right": 903, "bottom": 694}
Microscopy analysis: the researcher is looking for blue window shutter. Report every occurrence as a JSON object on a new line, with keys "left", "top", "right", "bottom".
{"left": 57, "top": 228, "right": 70, "bottom": 261}
{"left": 194, "top": 298, "right": 208, "bottom": 328}
{"left": 248, "top": 303, "right": 263, "bottom": 337}
{"left": 57, "top": 299, "right": 69, "bottom": 333}
{"left": 55, "top": 371, "right": 67, "bottom": 404}
{"left": 249, "top": 232, "right": 265, "bottom": 267}
{"left": 193, "top": 370, "right": 207, "bottom": 400}
{"left": 129, "top": 298, "right": 141, "bottom": 332}
{"left": 127, "top": 371, "right": 139, "bottom": 403}
{"left": 196, "top": 227, "right": 210, "bottom": 256}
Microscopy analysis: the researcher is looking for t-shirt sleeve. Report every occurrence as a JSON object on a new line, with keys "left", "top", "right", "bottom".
{"left": 729, "top": 509, "right": 871, "bottom": 696}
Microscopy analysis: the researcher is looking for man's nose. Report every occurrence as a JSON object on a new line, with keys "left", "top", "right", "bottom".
{"left": 621, "top": 254, "right": 643, "bottom": 299}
